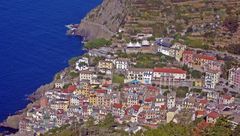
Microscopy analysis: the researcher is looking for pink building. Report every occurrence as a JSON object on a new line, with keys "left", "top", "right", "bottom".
{"left": 229, "top": 67, "right": 240, "bottom": 88}
{"left": 204, "top": 60, "right": 224, "bottom": 72}
{"left": 40, "top": 97, "right": 48, "bottom": 108}
{"left": 182, "top": 50, "right": 194, "bottom": 66}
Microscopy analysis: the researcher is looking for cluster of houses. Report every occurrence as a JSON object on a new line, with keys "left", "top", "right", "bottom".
{"left": 18, "top": 79, "right": 240, "bottom": 135}
{"left": 124, "top": 36, "right": 239, "bottom": 91}
{"left": 17, "top": 36, "right": 240, "bottom": 135}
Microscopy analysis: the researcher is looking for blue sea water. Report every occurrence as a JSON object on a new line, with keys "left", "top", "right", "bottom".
{"left": 0, "top": 0, "right": 101, "bottom": 127}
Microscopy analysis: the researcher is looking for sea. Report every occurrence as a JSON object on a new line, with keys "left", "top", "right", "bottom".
{"left": 0, "top": 0, "right": 101, "bottom": 133}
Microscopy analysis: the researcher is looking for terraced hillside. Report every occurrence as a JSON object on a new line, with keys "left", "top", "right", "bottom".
{"left": 120, "top": 0, "right": 240, "bottom": 54}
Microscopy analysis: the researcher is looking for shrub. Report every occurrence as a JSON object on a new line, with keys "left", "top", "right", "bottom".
{"left": 85, "top": 38, "right": 112, "bottom": 49}
{"left": 112, "top": 74, "right": 124, "bottom": 84}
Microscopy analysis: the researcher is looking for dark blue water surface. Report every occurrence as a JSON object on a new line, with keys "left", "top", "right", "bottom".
{"left": 0, "top": 0, "right": 101, "bottom": 123}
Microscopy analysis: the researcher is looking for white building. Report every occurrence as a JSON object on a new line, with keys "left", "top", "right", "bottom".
{"left": 153, "top": 68, "right": 187, "bottom": 81}
{"left": 204, "top": 70, "right": 220, "bottom": 89}
{"left": 75, "top": 57, "right": 89, "bottom": 71}
{"left": 124, "top": 68, "right": 153, "bottom": 84}
{"left": 221, "top": 95, "right": 234, "bottom": 105}
{"left": 167, "top": 92, "right": 176, "bottom": 109}
{"left": 55, "top": 82, "right": 65, "bottom": 89}
{"left": 70, "top": 96, "right": 80, "bottom": 106}
{"left": 228, "top": 67, "right": 240, "bottom": 88}
{"left": 141, "top": 40, "right": 150, "bottom": 46}
{"left": 79, "top": 70, "right": 97, "bottom": 84}
{"left": 115, "top": 58, "right": 129, "bottom": 71}
{"left": 126, "top": 42, "right": 142, "bottom": 48}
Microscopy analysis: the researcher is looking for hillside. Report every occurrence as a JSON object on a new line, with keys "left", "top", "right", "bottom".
{"left": 119, "top": 0, "right": 240, "bottom": 54}
{"left": 75, "top": 0, "right": 129, "bottom": 40}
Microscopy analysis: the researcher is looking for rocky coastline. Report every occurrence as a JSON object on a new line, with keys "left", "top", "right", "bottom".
{"left": 68, "top": 0, "right": 127, "bottom": 40}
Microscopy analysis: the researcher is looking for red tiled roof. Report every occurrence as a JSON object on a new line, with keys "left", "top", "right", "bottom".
{"left": 160, "top": 104, "right": 167, "bottom": 110}
{"left": 147, "top": 86, "right": 158, "bottom": 91}
{"left": 208, "top": 111, "right": 219, "bottom": 119}
{"left": 199, "top": 99, "right": 208, "bottom": 105}
{"left": 145, "top": 97, "right": 155, "bottom": 102}
{"left": 96, "top": 89, "right": 107, "bottom": 94}
{"left": 198, "top": 55, "right": 216, "bottom": 61}
{"left": 68, "top": 85, "right": 76, "bottom": 92}
{"left": 113, "top": 103, "right": 123, "bottom": 109}
{"left": 102, "top": 83, "right": 110, "bottom": 87}
{"left": 63, "top": 89, "right": 70, "bottom": 93}
{"left": 196, "top": 121, "right": 211, "bottom": 132}
{"left": 196, "top": 110, "right": 205, "bottom": 116}
{"left": 153, "top": 68, "right": 186, "bottom": 74}
{"left": 223, "top": 95, "right": 232, "bottom": 100}
{"left": 57, "top": 109, "right": 64, "bottom": 114}
{"left": 218, "top": 60, "right": 225, "bottom": 63}
{"left": 132, "top": 105, "right": 141, "bottom": 111}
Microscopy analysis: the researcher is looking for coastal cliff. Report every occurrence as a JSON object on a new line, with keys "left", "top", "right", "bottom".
{"left": 75, "top": 0, "right": 128, "bottom": 40}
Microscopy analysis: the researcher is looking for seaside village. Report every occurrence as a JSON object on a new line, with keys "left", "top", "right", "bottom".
{"left": 18, "top": 32, "right": 240, "bottom": 135}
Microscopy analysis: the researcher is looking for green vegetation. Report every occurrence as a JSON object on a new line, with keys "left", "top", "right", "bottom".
{"left": 55, "top": 72, "right": 61, "bottom": 80}
{"left": 86, "top": 117, "right": 95, "bottom": 127}
{"left": 135, "top": 53, "right": 175, "bottom": 68}
{"left": 176, "top": 87, "right": 189, "bottom": 98}
{"left": 226, "top": 44, "right": 240, "bottom": 55}
{"left": 202, "top": 117, "right": 233, "bottom": 136}
{"left": 190, "top": 70, "right": 202, "bottom": 79}
{"left": 113, "top": 74, "right": 125, "bottom": 84}
{"left": 63, "top": 84, "right": 71, "bottom": 89}
{"left": 98, "top": 113, "right": 115, "bottom": 128}
{"left": 69, "top": 71, "right": 79, "bottom": 78}
{"left": 163, "top": 90, "right": 170, "bottom": 96}
{"left": 184, "top": 37, "right": 209, "bottom": 49}
{"left": 233, "top": 124, "right": 240, "bottom": 136}
{"left": 137, "top": 122, "right": 192, "bottom": 136}
{"left": 190, "top": 88, "right": 202, "bottom": 94}
{"left": 44, "top": 117, "right": 240, "bottom": 136}
{"left": 91, "top": 56, "right": 105, "bottom": 66}
{"left": 222, "top": 59, "right": 240, "bottom": 79}
{"left": 85, "top": 38, "right": 112, "bottom": 49}
{"left": 116, "top": 52, "right": 175, "bottom": 68}
{"left": 44, "top": 124, "right": 72, "bottom": 136}
{"left": 68, "top": 56, "right": 80, "bottom": 66}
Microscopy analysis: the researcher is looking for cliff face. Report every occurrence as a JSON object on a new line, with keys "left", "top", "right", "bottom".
{"left": 76, "top": 0, "right": 128, "bottom": 40}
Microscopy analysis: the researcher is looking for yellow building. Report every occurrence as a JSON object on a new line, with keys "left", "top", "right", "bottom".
{"left": 98, "top": 60, "right": 113, "bottom": 70}
{"left": 75, "top": 83, "right": 90, "bottom": 97}
{"left": 193, "top": 80, "right": 203, "bottom": 87}
{"left": 51, "top": 100, "right": 69, "bottom": 111}
{"left": 89, "top": 94, "right": 97, "bottom": 106}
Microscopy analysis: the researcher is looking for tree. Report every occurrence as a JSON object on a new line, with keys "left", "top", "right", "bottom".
{"left": 143, "top": 122, "right": 192, "bottom": 136}
{"left": 176, "top": 87, "right": 189, "bottom": 98}
{"left": 112, "top": 74, "right": 125, "bottom": 84}
{"left": 202, "top": 117, "right": 233, "bottom": 136}
{"left": 68, "top": 56, "right": 80, "bottom": 66}
{"left": 223, "top": 16, "right": 239, "bottom": 33}
{"left": 85, "top": 38, "right": 112, "bottom": 49}
{"left": 190, "top": 70, "right": 202, "bottom": 79}
{"left": 232, "top": 124, "right": 240, "bottom": 136}
{"left": 227, "top": 44, "right": 240, "bottom": 55}
{"left": 86, "top": 117, "right": 95, "bottom": 127}
{"left": 99, "top": 113, "right": 115, "bottom": 128}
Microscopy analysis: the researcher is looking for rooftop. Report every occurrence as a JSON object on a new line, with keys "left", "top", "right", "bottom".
{"left": 153, "top": 68, "right": 186, "bottom": 74}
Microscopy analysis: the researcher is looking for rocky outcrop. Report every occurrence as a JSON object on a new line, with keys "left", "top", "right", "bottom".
{"left": 75, "top": 0, "right": 128, "bottom": 40}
